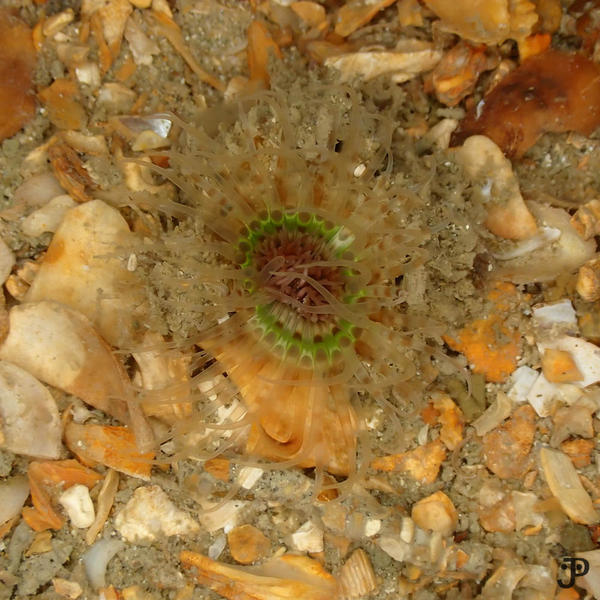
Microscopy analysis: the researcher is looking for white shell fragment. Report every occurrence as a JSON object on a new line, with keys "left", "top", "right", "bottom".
{"left": 198, "top": 499, "right": 247, "bottom": 533}
{"left": 21, "top": 195, "right": 77, "bottom": 237}
{"left": 237, "top": 466, "right": 264, "bottom": 490}
{"left": 532, "top": 299, "right": 578, "bottom": 331}
{"left": 540, "top": 447, "right": 599, "bottom": 525}
{"left": 0, "top": 301, "right": 130, "bottom": 423}
{"left": 58, "top": 484, "right": 95, "bottom": 528}
{"left": 25, "top": 199, "right": 145, "bottom": 348}
{"left": 0, "top": 238, "right": 15, "bottom": 285}
{"left": 115, "top": 485, "right": 200, "bottom": 543}
{"left": 0, "top": 475, "right": 29, "bottom": 525}
{"left": 507, "top": 366, "right": 538, "bottom": 403}
{"left": 82, "top": 538, "right": 125, "bottom": 590}
{"left": 289, "top": 520, "right": 324, "bottom": 553}
{"left": 0, "top": 360, "right": 62, "bottom": 459}
{"left": 325, "top": 40, "right": 441, "bottom": 83}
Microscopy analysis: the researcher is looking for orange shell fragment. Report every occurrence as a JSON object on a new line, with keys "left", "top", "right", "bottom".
{"left": 180, "top": 551, "right": 339, "bottom": 600}
{"left": 64, "top": 422, "right": 154, "bottom": 480}
{"left": 0, "top": 9, "right": 36, "bottom": 141}
{"left": 371, "top": 439, "right": 447, "bottom": 484}
{"left": 247, "top": 20, "right": 282, "bottom": 88}
{"left": 452, "top": 50, "right": 600, "bottom": 158}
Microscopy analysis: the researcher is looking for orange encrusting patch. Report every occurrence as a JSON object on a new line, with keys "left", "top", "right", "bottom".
{"left": 22, "top": 460, "right": 102, "bottom": 532}
{"left": 443, "top": 282, "right": 521, "bottom": 383}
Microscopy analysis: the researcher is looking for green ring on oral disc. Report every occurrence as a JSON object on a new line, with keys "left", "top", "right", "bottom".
{"left": 236, "top": 210, "right": 359, "bottom": 366}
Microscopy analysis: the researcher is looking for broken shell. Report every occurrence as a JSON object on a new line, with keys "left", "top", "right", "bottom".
{"left": 325, "top": 41, "right": 442, "bottom": 83}
{"left": 571, "top": 199, "right": 600, "bottom": 240}
{"left": 180, "top": 551, "right": 339, "bottom": 600}
{"left": 83, "top": 538, "right": 125, "bottom": 590}
{"left": 65, "top": 422, "right": 154, "bottom": 480}
{"left": 25, "top": 199, "right": 146, "bottom": 348}
{"left": 0, "top": 360, "right": 62, "bottom": 459}
{"left": 454, "top": 135, "right": 537, "bottom": 240}
{"left": 115, "top": 485, "right": 199, "bottom": 543}
{"left": 52, "top": 578, "right": 83, "bottom": 599}
{"left": 0, "top": 301, "right": 130, "bottom": 423}
{"left": 334, "top": 0, "right": 397, "bottom": 37}
{"left": 0, "top": 475, "right": 29, "bottom": 525}
{"left": 432, "top": 394, "right": 464, "bottom": 450}
{"left": 227, "top": 524, "right": 271, "bottom": 564}
{"left": 538, "top": 335, "right": 600, "bottom": 388}
{"left": 0, "top": 238, "right": 14, "bottom": 285}
{"left": 338, "top": 548, "right": 377, "bottom": 599}
{"left": 289, "top": 520, "right": 324, "bottom": 553}
{"left": 86, "top": 469, "right": 119, "bottom": 545}
{"left": 58, "top": 484, "right": 95, "bottom": 528}
{"left": 541, "top": 348, "right": 582, "bottom": 383}
{"left": 561, "top": 438, "right": 595, "bottom": 469}
{"left": 411, "top": 490, "right": 458, "bottom": 536}
{"left": 371, "top": 439, "right": 446, "bottom": 483}
{"left": 21, "top": 195, "right": 77, "bottom": 238}
{"left": 577, "top": 257, "right": 600, "bottom": 302}
{"left": 493, "top": 202, "right": 596, "bottom": 284}
{"left": 423, "top": 0, "right": 538, "bottom": 44}
{"left": 483, "top": 405, "right": 535, "bottom": 479}
{"left": 38, "top": 79, "right": 87, "bottom": 131}
{"left": 432, "top": 41, "right": 497, "bottom": 107}
{"left": 472, "top": 391, "right": 512, "bottom": 437}
{"left": 540, "top": 447, "right": 599, "bottom": 524}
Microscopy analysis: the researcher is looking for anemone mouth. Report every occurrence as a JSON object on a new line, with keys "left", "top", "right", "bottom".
{"left": 236, "top": 209, "right": 359, "bottom": 369}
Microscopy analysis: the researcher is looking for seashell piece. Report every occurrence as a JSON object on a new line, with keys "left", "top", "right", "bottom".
{"left": 180, "top": 551, "right": 339, "bottom": 600}
{"left": 432, "top": 394, "right": 464, "bottom": 451}
{"left": 0, "top": 475, "right": 29, "bottom": 525}
{"left": 64, "top": 422, "right": 154, "bottom": 480}
{"left": 540, "top": 447, "right": 599, "bottom": 525}
{"left": 115, "top": 485, "right": 199, "bottom": 543}
{"left": 21, "top": 195, "right": 77, "bottom": 238}
{"left": 577, "top": 257, "right": 600, "bottom": 302}
{"left": 541, "top": 348, "right": 582, "bottom": 383}
{"left": 38, "top": 79, "right": 87, "bottom": 131}
{"left": 423, "top": 0, "right": 538, "bottom": 44}
{"left": 371, "top": 439, "right": 446, "bottom": 483}
{"left": 289, "top": 520, "right": 324, "bottom": 553}
{"left": 0, "top": 301, "right": 130, "bottom": 422}
{"left": 227, "top": 524, "right": 271, "bottom": 564}
{"left": 52, "top": 578, "right": 83, "bottom": 600}
{"left": 334, "top": 0, "right": 398, "bottom": 37}
{"left": 493, "top": 202, "right": 596, "bottom": 284}
{"left": 338, "top": 548, "right": 377, "bottom": 599}
{"left": 454, "top": 135, "right": 537, "bottom": 240}
{"left": 58, "top": 484, "right": 95, "bottom": 528}
{"left": 483, "top": 405, "right": 535, "bottom": 479}
{"left": 411, "top": 490, "right": 458, "bottom": 536}
{"left": 452, "top": 51, "right": 600, "bottom": 158}
{"left": 0, "top": 360, "right": 62, "bottom": 459}
{"left": 325, "top": 42, "right": 442, "bottom": 83}
{"left": 26, "top": 199, "right": 146, "bottom": 348}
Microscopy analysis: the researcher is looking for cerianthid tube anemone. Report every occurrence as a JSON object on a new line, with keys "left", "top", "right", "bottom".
{"left": 132, "top": 85, "right": 439, "bottom": 491}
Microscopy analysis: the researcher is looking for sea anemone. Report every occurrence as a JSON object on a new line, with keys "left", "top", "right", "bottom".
{"left": 132, "top": 85, "right": 435, "bottom": 485}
